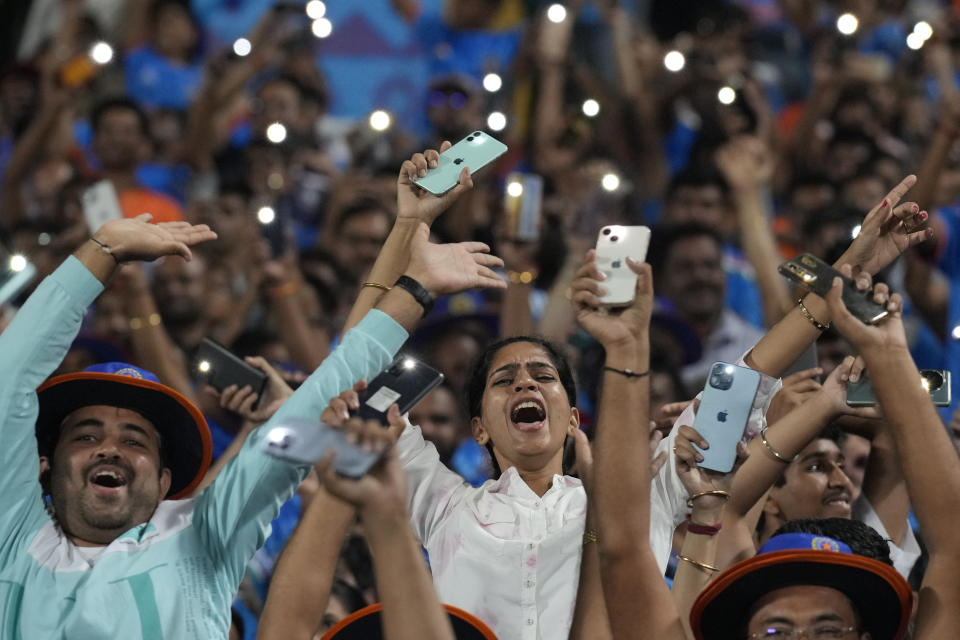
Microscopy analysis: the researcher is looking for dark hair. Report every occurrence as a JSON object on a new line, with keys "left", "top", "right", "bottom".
{"left": 91, "top": 97, "right": 150, "bottom": 138}
{"left": 773, "top": 518, "right": 893, "bottom": 566}
{"left": 465, "top": 336, "right": 577, "bottom": 476}
{"left": 647, "top": 221, "right": 724, "bottom": 275}
{"left": 329, "top": 578, "right": 368, "bottom": 615}
{"left": 772, "top": 425, "right": 845, "bottom": 488}
{"left": 665, "top": 164, "right": 730, "bottom": 202}
{"left": 333, "top": 196, "right": 393, "bottom": 233}
{"left": 340, "top": 533, "right": 375, "bottom": 595}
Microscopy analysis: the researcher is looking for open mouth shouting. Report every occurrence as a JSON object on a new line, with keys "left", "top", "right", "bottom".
{"left": 510, "top": 398, "right": 547, "bottom": 432}
{"left": 87, "top": 465, "right": 130, "bottom": 496}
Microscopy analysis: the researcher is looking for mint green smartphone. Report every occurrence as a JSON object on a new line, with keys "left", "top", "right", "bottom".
{"left": 412, "top": 131, "right": 508, "bottom": 196}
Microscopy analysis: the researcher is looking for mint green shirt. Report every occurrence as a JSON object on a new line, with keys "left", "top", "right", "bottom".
{"left": 0, "top": 256, "right": 408, "bottom": 639}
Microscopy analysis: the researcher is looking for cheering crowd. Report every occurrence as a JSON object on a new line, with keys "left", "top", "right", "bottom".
{"left": 2, "top": 1, "right": 960, "bottom": 638}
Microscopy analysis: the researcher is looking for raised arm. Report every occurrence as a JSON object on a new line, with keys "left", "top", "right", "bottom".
{"left": 746, "top": 175, "right": 931, "bottom": 377}
{"left": 571, "top": 252, "right": 685, "bottom": 640}
{"left": 318, "top": 406, "right": 455, "bottom": 640}
{"left": 826, "top": 274, "right": 960, "bottom": 639}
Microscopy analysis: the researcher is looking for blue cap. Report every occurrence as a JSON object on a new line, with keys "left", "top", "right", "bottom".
{"left": 83, "top": 362, "right": 162, "bottom": 382}
{"left": 758, "top": 532, "right": 852, "bottom": 555}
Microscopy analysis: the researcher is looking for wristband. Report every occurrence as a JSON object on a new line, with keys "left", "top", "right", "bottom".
{"left": 394, "top": 275, "right": 435, "bottom": 317}
{"left": 798, "top": 294, "right": 830, "bottom": 331}
{"left": 685, "top": 515, "right": 722, "bottom": 536}
{"left": 603, "top": 366, "right": 650, "bottom": 379}
{"left": 89, "top": 237, "right": 120, "bottom": 265}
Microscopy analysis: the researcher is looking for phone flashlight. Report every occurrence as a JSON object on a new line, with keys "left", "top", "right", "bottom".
{"left": 369, "top": 110, "right": 391, "bottom": 132}
{"left": 601, "top": 173, "right": 620, "bottom": 192}
{"left": 507, "top": 180, "right": 524, "bottom": 198}
{"left": 663, "top": 50, "right": 685, "bottom": 72}
{"left": 312, "top": 17, "right": 333, "bottom": 38}
{"left": 717, "top": 86, "right": 736, "bottom": 105}
{"left": 546, "top": 4, "right": 567, "bottom": 23}
{"left": 198, "top": 360, "right": 211, "bottom": 373}
{"left": 257, "top": 206, "right": 276, "bottom": 225}
{"left": 233, "top": 38, "right": 252, "bottom": 57}
{"left": 89, "top": 41, "right": 114, "bottom": 65}
{"left": 582, "top": 99, "right": 600, "bottom": 117}
{"left": 836, "top": 13, "right": 858, "bottom": 35}
{"left": 306, "top": 0, "right": 326, "bottom": 19}
{"left": 9, "top": 254, "right": 27, "bottom": 272}
{"left": 487, "top": 111, "right": 507, "bottom": 132}
{"left": 266, "top": 122, "right": 287, "bottom": 144}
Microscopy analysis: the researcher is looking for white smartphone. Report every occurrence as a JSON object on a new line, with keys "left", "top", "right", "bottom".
{"left": 595, "top": 225, "right": 651, "bottom": 306}
{"left": 692, "top": 362, "right": 761, "bottom": 473}
{"left": 81, "top": 180, "right": 124, "bottom": 234}
{"left": 411, "top": 131, "right": 508, "bottom": 196}
{"left": 262, "top": 418, "right": 382, "bottom": 477}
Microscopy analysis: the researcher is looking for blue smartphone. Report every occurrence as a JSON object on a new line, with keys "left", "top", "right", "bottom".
{"left": 262, "top": 418, "right": 382, "bottom": 477}
{"left": 411, "top": 131, "right": 508, "bottom": 196}
{"left": 692, "top": 362, "right": 761, "bottom": 473}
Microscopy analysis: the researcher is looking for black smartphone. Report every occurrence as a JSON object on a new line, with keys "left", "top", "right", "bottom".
{"left": 194, "top": 338, "right": 269, "bottom": 407}
{"left": 353, "top": 356, "right": 444, "bottom": 425}
{"left": 778, "top": 254, "right": 889, "bottom": 325}
{"left": 847, "top": 369, "right": 952, "bottom": 407}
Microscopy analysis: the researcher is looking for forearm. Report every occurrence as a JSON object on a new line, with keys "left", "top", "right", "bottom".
{"left": 124, "top": 290, "right": 198, "bottom": 402}
{"left": 732, "top": 188, "right": 790, "bottom": 326}
{"left": 745, "top": 289, "right": 831, "bottom": 377}
{"left": 569, "top": 507, "right": 612, "bottom": 640}
{"left": 673, "top": 504, "right": 725, "bottom": 640}
{"left": 864, "top": 349, "right": 960, "bottom": 555}
{"left": 364, "top": 509, "right": 454, "bottom": 640}
{"left": 732, "top": 394, "right": 835, "bottom": 514}
{"left": 269, "top": 285, "right": 328, "bottom": 372}
{"left": 343, "top": 218, "right": 420, "bottom": 334}
{"left": 500, "top": 280, "right": 535, "bottom": 337}
{"left": 258, "top": 490, "right": 356, "bottom": 639}
{"left": 594, "top": 339, "right": 651, "bottom": 555}
{"left": 1, "top": 102, "right": 67, "bottom": 225}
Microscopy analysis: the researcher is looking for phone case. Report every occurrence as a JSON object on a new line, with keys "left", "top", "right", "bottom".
{"left": 504, "top": 173, "right": 543, "bottom": 242}
{"left": 778, "top": 254, "right": 889, "bottom": 325}
{"left": 354, "top": 356, "right": 444, "bottom": 424}
{"left": 82, "top": 181, "right": 124, "bottom": 235}
{"left": 847, "top": 370, "right": 951, "bottom": 407}
{"left": 594, "top": 225, "right": 651, "bottom": 306}
{"left": 693, "top": 362, "right": 761, "bottom": 473}
{"left": 411, "top": 132, "right": 508, "bottom": 196}
{"left": 262, "top": 419, "right": 381, "bottom": 476}
{"left": 0, "top": 254, "right": 37, "bottom": 307}
{"left": 194, "top": 339, "right": 269, "bottom": 405}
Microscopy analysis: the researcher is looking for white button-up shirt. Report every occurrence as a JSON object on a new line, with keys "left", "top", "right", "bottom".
{"left": 398, "top": 354, "right": 779, "bottom": 639}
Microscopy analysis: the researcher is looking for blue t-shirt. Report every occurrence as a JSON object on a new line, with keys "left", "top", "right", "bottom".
{"left": 124, "top": 46, "right": 204, "bottom": 110}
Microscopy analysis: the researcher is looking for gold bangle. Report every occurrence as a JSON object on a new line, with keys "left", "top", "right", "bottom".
{"left": 129, "top": 313, "right": 161, "bottom": 330}
{"left": 677, "top": 554, "right": 719, "bottom": 573}
{"left": 582, "top": 528, "right": 599, "bottom": 546}
{"left": 760, "top": 426, "right": 798, "bottom": 463}
{"left": 686, "top": 490, "right": 731, "bottom": 509}
{"left": 362, "top": 281, "right": 392, "bottom": 292}
{"left": 507, "top": 270, "right": 536, "bottom": 284}
{"left": 798, "top": 294, "right": 830, "bottom": 331}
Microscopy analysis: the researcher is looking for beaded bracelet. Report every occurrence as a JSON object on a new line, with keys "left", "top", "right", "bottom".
{"left": 798, "top": 294, "right": 830, "bottom": 331}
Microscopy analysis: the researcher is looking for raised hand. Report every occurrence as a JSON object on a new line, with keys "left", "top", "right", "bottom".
{"left": 714, "top": 135, "right": 774, "bottom": 194}
{"left": 397, "top": 143, "right": 473, "bottom": 226}
{"left": 403, "top": 222, "right": 506, "bottom": 296}
{"left": 818, "top": 355, "right": 881, "bottom": 420}
{"left": 94, "top": 214, "right": 217, "bottom": 263}
{"left": 765, "top": 367, "right": 823, "bottom": 426}
{"left": 315, "top": 402, "right": 408, "bottom": 518}
{"left": 840, "top": 175, "right": 933, "bottom": 275}
{"left": 673, "top": 424, "right": 744, "bottom": 511}
{"left": 571, "top": 249, "right": 653, "bottom": 348}
{"left": 215, "top": 357, "right": 294, "bottom": 425}
{"left": 825, "top": 265, "right": 908, "bottom": 354}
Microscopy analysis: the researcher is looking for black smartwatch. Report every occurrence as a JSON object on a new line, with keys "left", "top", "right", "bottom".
{"left": 393, "top": 275, "right": 435, "bottom": 317}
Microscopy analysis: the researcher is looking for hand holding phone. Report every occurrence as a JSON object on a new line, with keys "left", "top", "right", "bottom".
{"left": 353, "top": 356, "right": 444, "bottom": 425}
{"left": 692, "top": 362, "right": 761, "bottom": 473}
{"left": 594, "top": 225, "right": 651, "bottom": 307}
{"left": 82, "top": 181, "right": 124, "bottom": 234}
{"left": 262, "top": 418, "right": 383, "bottom": 476}
{"left": 411, "top": 131, "right": 507, "bottom": 196}
{"left": 778, "top": 254, "right": 889, "bottom": 325}
{"left": 194, "top": 339, "right": 269, "bottom": 408}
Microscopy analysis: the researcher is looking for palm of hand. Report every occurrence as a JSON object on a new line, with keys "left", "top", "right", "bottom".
{"left": 578, "top": 306, "right": 647, "bottom": 346}
{"left": 397, "top": 178, "right": 445, "bottom": 224}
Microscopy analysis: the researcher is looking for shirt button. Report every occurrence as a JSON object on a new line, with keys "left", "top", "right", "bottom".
{"left": 527, "top": 619, "right": 534, "bottom": 626}
{"left": 526, "top": 580, "right": 534, "bottom": 587}
{"left": 528, "top": 543, "right": 534, "bottom": 549}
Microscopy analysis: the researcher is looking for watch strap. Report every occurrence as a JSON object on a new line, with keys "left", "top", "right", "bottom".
{"left": 394, "top": 275, "right": 435, "bottom": 317}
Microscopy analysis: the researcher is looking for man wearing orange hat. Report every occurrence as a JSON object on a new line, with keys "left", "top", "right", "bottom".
{"left": 0, "top": 211, "right": 504, "bottom": 638}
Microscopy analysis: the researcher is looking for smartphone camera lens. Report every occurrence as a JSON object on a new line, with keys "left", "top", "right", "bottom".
{"left": 467, "top": 136, "right": 474, "bottom": 142}
{"left": 473, "top": 131, "right": 482, "bottom": 136}
{"left": 602, "top": 227, "right": 611, "bottom": 235}
{"left": 610, "top": 236, "right": 619, "bottom": 242}
{"left": 708, "top": 364, "right": 734, "bottom": 390}
{"left": 454, "top": 158, "right": 463, "bottom": 164}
